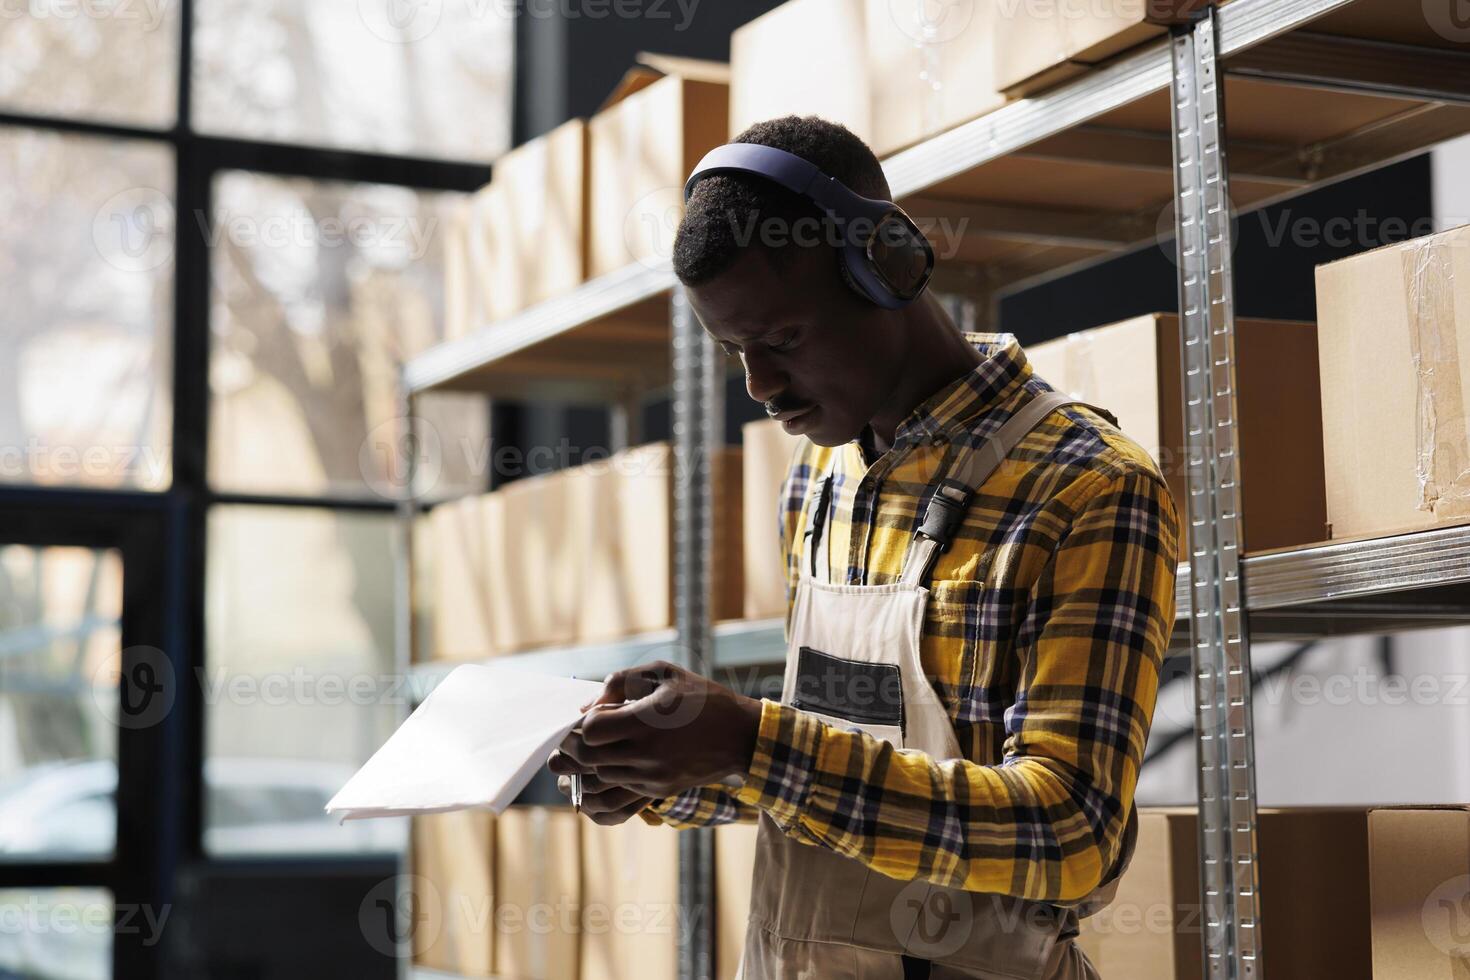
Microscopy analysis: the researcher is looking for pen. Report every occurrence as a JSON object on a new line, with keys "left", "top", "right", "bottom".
{"left": 571, "top": 676, "right": 584, "bottom": 814}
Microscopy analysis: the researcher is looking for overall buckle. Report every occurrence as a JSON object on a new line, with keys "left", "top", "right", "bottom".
{"left": 915, "top": 479, "right": 971, "bottom": 551}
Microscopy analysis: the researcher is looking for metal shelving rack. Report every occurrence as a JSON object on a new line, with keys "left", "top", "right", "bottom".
{"left": 400, "top": 1, "right": 1470, "bottom": 976}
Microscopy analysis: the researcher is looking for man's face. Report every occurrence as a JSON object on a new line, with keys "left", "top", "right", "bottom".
{"left": 687, "top": 245, "right": 905, "bottom": 447}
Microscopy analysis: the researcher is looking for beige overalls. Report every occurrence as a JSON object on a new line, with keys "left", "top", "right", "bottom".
{"left": 739, "top": 389, "right": 1135, "bottom": 980}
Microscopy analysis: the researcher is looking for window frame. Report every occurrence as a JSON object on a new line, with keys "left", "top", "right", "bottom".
{"left": 0, "top": 1, "right": 498, "bottom": 975}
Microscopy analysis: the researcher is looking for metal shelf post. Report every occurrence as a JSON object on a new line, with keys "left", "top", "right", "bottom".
{"left": 671, "top": 284, "right": 720, "bottom": 980}
{"left": 1170, "top": 8, "right": 1263, "bottom": 980}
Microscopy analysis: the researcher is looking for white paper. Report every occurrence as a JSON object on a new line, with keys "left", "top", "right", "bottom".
{"left": 325, "top": 663, "right": 604, "bottom": 820}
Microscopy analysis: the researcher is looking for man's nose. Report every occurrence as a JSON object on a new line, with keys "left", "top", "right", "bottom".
{"left": 742, "top": 349, "right": 787, "bottom": 405}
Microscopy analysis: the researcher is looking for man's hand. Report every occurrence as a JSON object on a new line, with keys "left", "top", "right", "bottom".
{"left": 547, "top": 660, "right": 762, "bottom": 803}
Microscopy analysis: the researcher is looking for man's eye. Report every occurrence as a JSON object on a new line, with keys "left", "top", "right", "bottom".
{"left": 769, "top": 329, "right": 799, "bottom": 352}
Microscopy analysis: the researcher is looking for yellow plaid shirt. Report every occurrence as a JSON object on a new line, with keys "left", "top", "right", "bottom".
{"left": 649, "top": 333, "right": 1180, "bottom": 904}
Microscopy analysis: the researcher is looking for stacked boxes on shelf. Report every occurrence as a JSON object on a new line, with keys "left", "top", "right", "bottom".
{"left": 580, "top": 818, "right": 682, "bottom": 980}
{"left": 1315, "top": 222, "right": 1470, "bottom": 541}
{"left": 494, "top": 806, "right": 583, "bottom": 980}
{"left": 740, "top": 419, "right": 804, "bottom": 622}
{"left": 994, "top": 0, "right": 1217, "bottom": 97}
{"left": 426, "top": 442, "right": 744, "bottom": 661}
{"left": 589, "top": 55, "right": 730, "bottom": 278}
{"left": 1079, "top": 805, "right": 1470, "bottom": 979}
{"left": 411, "top": 811, "right": 496, "bottom": 976}
{"left": 445, "top": 120, "right": 589, "bottom": 341}
{"left": 714, "top": 821, "right": 760, "bottom": 980}
{"left": 1026, "top": 313, "right": 1328, "bottom": 559}
{"left": 730, "top": 0, "right": 1003, "bottom": 158}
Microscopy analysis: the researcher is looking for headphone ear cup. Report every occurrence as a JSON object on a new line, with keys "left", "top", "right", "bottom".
{"left": 835, "top": 247, "right": 872, "bottom": 304}
{"left": 868, "top": 216, "right": 934, "bottom": 301}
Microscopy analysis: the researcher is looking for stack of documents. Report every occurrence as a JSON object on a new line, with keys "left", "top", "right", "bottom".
{"left": 326, "top": 664, "right": 603, "bottom": 820}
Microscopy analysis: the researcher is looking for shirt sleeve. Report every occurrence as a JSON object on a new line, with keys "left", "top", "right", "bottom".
{"left": 640, "top": 786, "right": 759, "bottom": 828}
{"left": 731, "top": 466, "right": 1180, "bottom": 903}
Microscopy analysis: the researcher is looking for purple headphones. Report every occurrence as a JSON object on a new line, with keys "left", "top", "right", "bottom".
{"left": 683, "top": 143, "right": 935, "bottom": 310}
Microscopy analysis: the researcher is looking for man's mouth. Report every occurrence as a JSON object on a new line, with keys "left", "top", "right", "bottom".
{"left": 767, "top": 402, "right": 815, "bottom": 423}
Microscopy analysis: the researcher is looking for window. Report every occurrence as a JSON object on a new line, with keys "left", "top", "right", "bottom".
{"left": 203, "top": 506, "right": 403, "bottom": 855}
{"left": 0, "top": 546, "right": 123, "bottom": 861}
{"left": 0, "top": 4, "right": 180, "bottom": 128}
{"left": 0, "top": 129, "right": 174, "bottom": 492}
{"left": 192, "top": 0, "right": 513, "bottom": 160}
{"left": 207, "top": 170, "right": 487, "bottom": 500}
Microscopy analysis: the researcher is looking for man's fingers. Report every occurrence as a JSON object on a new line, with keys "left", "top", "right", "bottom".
{"left": 579, "top": 702, "right": 648, "bottom": 747}
{"left": 547, "top": 749, "right": 593, "bottom": 776}
{"left": 588, "top": 795, "right": 654, "bottom": 827}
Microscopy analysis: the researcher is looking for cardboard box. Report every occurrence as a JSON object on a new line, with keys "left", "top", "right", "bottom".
{"left": 1367, "top": 806, "right": 1470, "bottom": 980}
{"left": 729, "top": 0, "right": 872, "bottom": 144}
{"left": 429, "top": 495, "right": 500, "bottom": 660}
{"left": 488, "top": 471, "right": 582, "bottom": 652}
{"left": 588, "top": 55, "right": 729, "bottom": 278}
{"left": 1079, "top": 807, "right": 1372, "bottom": 980}
{"left": 412, "top": 811, "right": 496, "bottom": 975}
{"left": 1316, "top": 225, "right": 1470, "bottom": 541}
{"left": 442, "top": 202, "right": 474, "bottom": 341}
{"left": 495, "top": 806, "right": 582, "bottom": 980}
{"left": 580, "top": 818, "right": 681, "bottom": 980}
{"left": 866, "top": 0, "right": 1005, "bottom": 156}
{"left": 1026, "top": 313, "right": 1327, "bottom": 559}
{"left": 715, "top": 822, "right": 759, "bottom": 980}
{"left": 742, "top": 420, "right": 803, "bottom": 621}
{"left": 574, "top": 443, "right": 744, "bottom": 643}
{"left": 994, "top": 0, "right": 1213, "bottom": 97}
{"left": 730, "top": 0, "right": 1004, "bottom": 158}
{"left": 474, "top": 119, "right": 588, "bottom": 321}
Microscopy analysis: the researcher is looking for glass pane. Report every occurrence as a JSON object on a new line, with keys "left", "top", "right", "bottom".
{"left": 0, "top": 887, "right": 113, "bottom": 979}
{"left": 192, "top": 0, "right": 512, "bottom": 160}
{"left": 0, "top": 127, "right": 174, "bottom": 491}
{"left": 0, "top": 2, "right": 180, "bottom": 128}
{"left": 0, "top": 547, "right": 122, "bottom": 861}
{"left": 204, "top": 505, "right": 404, "bottom": 855}
{"left": 208, "top": 170, "right": 488, "bottom": 500}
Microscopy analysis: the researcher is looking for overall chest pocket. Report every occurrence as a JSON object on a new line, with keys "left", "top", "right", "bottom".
{"left": 787, "top": 645, "right": 906, "bottom": 747}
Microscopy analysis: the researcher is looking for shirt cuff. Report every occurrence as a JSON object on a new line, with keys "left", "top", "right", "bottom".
{"left": 732, "top": 699, "right": 824, "bottom": 830}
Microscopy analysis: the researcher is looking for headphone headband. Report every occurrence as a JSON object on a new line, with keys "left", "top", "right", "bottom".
{"left": 683, "top": 143, "right": 933, "bottom": 309}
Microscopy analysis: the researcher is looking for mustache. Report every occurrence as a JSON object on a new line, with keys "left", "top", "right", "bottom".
{"left": 762, "top": 394, "right": 814, "bottom": 417}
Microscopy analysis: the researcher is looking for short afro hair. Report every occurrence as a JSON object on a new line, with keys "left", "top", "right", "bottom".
{"left": 672, "top": 115, "right": 890, "bottom": 288}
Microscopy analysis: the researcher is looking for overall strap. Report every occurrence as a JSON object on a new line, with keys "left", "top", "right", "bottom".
{"left": 898, "top": 391, "right": 1106, "bottom": 587}
{"left": 802, "top": 453, "right": 838, "bottom": 584}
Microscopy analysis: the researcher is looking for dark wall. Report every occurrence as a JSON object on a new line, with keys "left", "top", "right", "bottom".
{"left": 998, "top": 155, "right": 1434, "bottom": 344}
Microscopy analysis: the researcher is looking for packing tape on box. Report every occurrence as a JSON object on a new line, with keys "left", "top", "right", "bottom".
{"left": 1404, "top": 238, "right": 1470, "bottom": 518}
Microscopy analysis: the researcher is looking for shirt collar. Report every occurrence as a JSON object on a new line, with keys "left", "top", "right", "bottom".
{"left": 889, "top": 332, "right": 1033, "bottom": 448}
